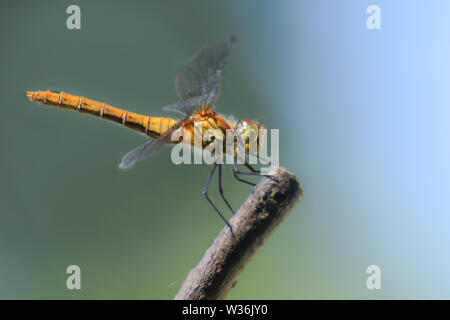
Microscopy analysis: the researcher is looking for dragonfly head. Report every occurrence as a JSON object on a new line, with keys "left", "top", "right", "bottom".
{"left": 235, "top": 119, "right": 265, "bottom": 152}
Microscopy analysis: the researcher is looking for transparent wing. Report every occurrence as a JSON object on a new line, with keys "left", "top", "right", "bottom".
{"left": 119, "top": 36, "right": 236, "bottom": 169}
{"left": 162, "top": 96, "right": 206, "bottom": 116}
{"left": 175, "top": 35, "right": 236, "bottom": 108}
{"left": 118, "top": 120, "right": 185, "bottom": 170}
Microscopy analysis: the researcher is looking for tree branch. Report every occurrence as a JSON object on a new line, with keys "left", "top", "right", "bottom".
{"left": 175, "top": 166, "right": 303, "bottom": 300}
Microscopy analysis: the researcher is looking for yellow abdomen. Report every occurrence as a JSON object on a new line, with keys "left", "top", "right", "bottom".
{"left": 26, "top": 90, "right": 178, "bottom": 139}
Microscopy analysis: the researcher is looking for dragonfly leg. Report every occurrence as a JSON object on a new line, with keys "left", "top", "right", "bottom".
{"left": 257, "top": 154, "right": 271, "bottom": 165}
{"left": 244, "top": 162, "right": 260, "bottom": 174}
{"left": 233, "top": 162, "right": 279, "bottom": 183}
{"left": 245, "top": 162, "right": 279, "bottom": 182}
{"left": 249, "top": 152, "right": 271, "bottom": 165}
{"left": 203, "top": 164, "right": 236, "bottom": 239}
{"left": 218, "top": 164, "right": 235, "bottom": 215}
{"left": 232, "top": 163, "right": 256, "bottom": 186}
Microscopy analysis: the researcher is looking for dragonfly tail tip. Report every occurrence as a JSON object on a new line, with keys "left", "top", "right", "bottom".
{"left": 26, "top": 91, "right": 35, "bottom": 101}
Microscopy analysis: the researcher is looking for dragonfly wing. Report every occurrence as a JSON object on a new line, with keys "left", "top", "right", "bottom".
{"left": 118, "top": 120, "right": 185, "bottom": 170}
{"left": 118, "top": 138, "right": 160, "bottom": 170}
{"left": 163, "top": 96, "right": 206, "bottom": 116}
{"left": 175, "top": 35, "right": 236, "bottom": 107}
{"left": 121, "top": 36, "right": 236, "bottom": 169}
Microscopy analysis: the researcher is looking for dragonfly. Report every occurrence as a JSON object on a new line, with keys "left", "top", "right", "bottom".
{"left": 26, "top": 35, "right": 269, "bottom": 235}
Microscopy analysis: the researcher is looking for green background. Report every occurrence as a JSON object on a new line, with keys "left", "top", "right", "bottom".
{"left": 1, "top": 0, "right": 450, "bottom": 299}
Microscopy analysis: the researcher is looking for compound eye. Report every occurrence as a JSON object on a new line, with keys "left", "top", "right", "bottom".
{"left": 244, "top": 124, "right": 259, "bottom": 142}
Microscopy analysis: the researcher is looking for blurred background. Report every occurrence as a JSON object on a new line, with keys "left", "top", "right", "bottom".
{"left": 1, "top": 0, "right": 449, "bottom": 299}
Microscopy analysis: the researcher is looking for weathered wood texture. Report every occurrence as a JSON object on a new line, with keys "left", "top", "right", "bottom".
{"left": 175, "top": 166, "right": 303, "bottom": 300}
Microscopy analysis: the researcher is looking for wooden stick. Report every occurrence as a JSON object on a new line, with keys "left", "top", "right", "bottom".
{"left": 175, "top": 166, "right": 303, "bottom": 300}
